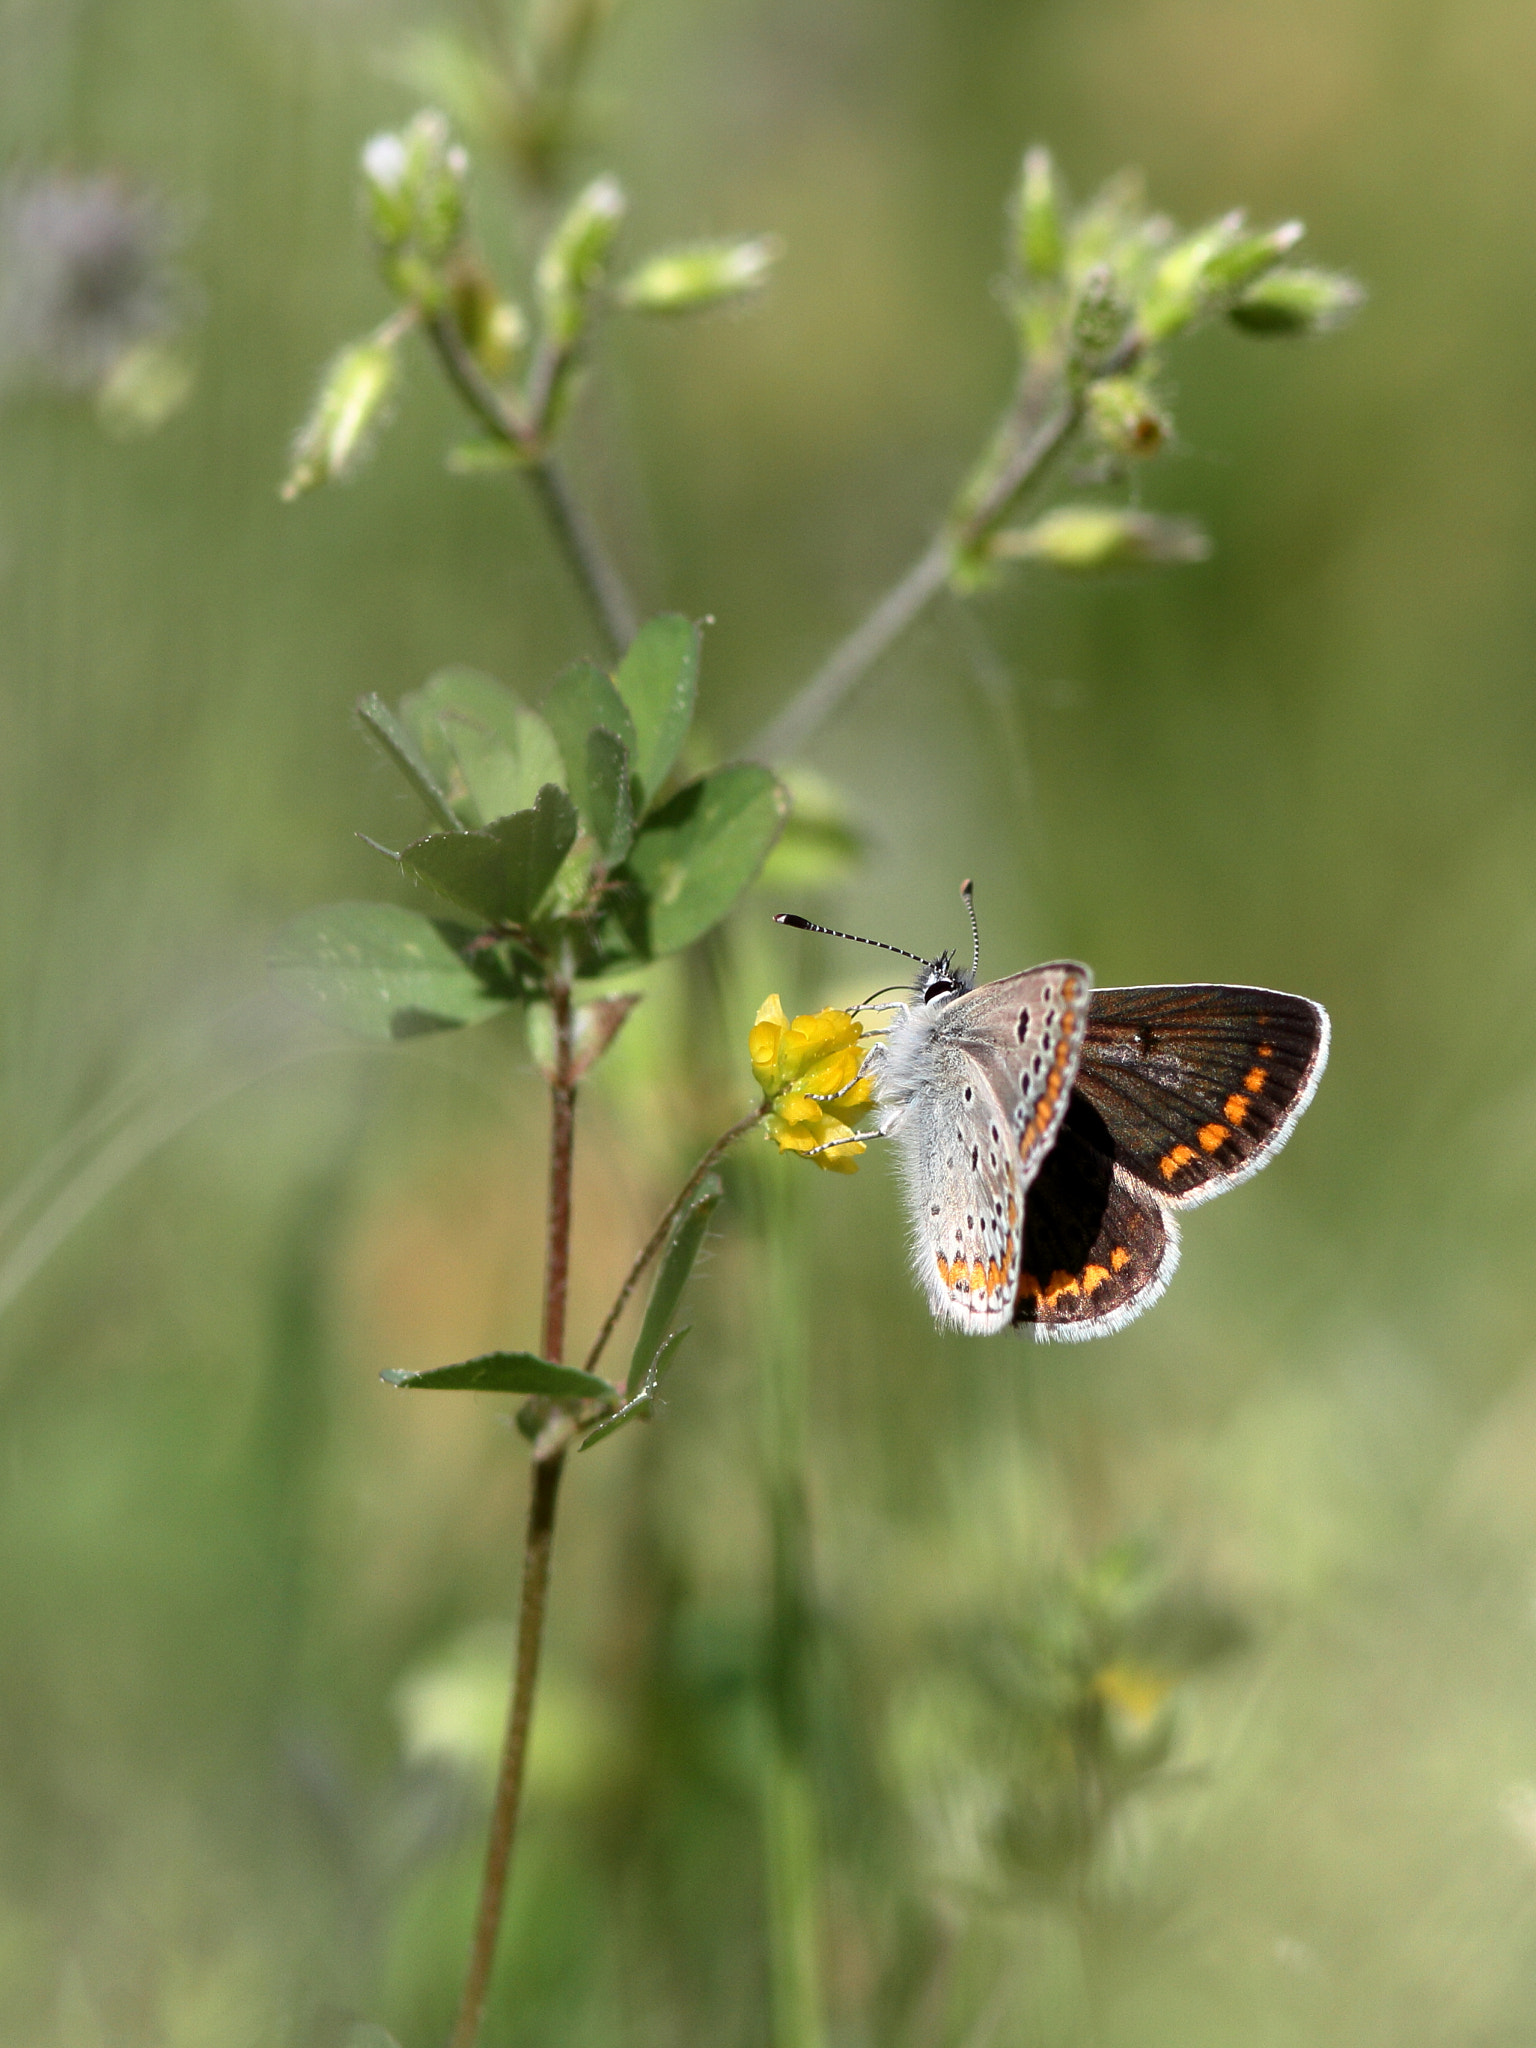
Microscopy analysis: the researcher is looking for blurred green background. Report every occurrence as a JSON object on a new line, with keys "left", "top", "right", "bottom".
{"left": 6, "top": 1, "right": 1536, "bottom": 2043}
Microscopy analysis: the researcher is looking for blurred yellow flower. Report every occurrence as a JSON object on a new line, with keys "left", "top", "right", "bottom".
{"left": 1091, "top": 1660, "right": 1175, "bottom": 1737}
{"left": 750, "top": 994, "right": 875, "bottom": 1173}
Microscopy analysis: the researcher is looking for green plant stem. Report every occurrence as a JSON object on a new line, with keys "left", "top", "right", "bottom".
{"left": 750, "top": 352, "right": 1131, "bottom": 762}
{"left": 579, "top": 1102, "right": 768, "bottom": 1382}
{"left": 449, "top": 984, "right": 577, "bottom": 2048}
{"left": 750, "top": 538, "right": 950, "bottom": 763}
{"left": 525, "top": 454, "right": 638, "bottom": 654}
{"left": 424, "top": 312, "right": 636, "bottom": 656}
{"left": 759, "top": 1166, "right": 828, "bottom": 2048}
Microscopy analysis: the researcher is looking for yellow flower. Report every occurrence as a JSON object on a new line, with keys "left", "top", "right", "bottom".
{"left": 750, "top": 994, "right": 876, "bottom": 1174}
{"left": 1090, "top": 1660, "right": 1175, "bottom": 1737}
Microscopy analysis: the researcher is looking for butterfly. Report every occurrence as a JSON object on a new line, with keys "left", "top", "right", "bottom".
{"left": 775, "top": 885, "right": 1329, "bottom": 1340}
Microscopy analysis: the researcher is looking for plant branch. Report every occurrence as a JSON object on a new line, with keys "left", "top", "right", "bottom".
{"left": 450, "top": 983, "right": 578, "bottom": 2048}
{"left": 525, "top": 456, "right": 637, "bottom": 656}
{"left": 749, "top": 338, "right": 1143, "bottom": 764}
{"left": 749, "top": 539, "right": 950, "bottom": 764}
{"left": 580, "top": 1102, "right": 768, "bottom": 1382}
{"left": 425, "top": 313, "right": 636, "bottom": 657}
{"left": 427, "top": 308, "right": 532, "bottom": 445}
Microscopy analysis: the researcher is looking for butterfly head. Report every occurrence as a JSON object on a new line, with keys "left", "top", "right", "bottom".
{"left": 914, "top": 950, "right": 971, "bottom": 1004}
{"left": 775, "top": 879, "right": 982, "bottom": 1008}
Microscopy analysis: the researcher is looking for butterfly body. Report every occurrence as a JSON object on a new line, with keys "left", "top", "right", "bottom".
{"left": 873, "top": 955, "right": 1328, "bottom": 1341}
{"left": 878, "top": 961, "right": 1092, "bottom": 1332}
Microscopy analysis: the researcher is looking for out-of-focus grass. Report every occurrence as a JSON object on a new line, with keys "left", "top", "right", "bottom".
{"left": 5, "top": 0, "right": 1536, "bottom": 2043}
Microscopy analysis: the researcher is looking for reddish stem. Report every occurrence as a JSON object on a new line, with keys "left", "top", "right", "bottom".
{"left": 449, "top": 984, "right": 576, "bottom": 2048}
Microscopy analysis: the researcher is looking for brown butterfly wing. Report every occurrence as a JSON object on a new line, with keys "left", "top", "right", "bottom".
{"left": 1071, "top": 984, "right": 1328, "bottom": 1209}
{"left": 1012, "top": 1091, "right": 1178, "bottom": 1341}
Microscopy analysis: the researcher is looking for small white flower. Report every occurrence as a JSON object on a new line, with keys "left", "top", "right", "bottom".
{"left": 361, "top": 132, "right": 409, "bottom": 195}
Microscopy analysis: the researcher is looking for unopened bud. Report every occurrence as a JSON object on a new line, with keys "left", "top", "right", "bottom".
{"left": 1229, "top": 265, "right": 1365, "bottom": 335}
{"left": 451, "top": 265, "right": 527, "bottom": 379}
{"left": 1085, "top": 375, "right": 1169, "bottom": 457}
{"left": 1202, "top": 218, "right": 1302, "bottom": 294}
{"left": 535, "top": 175, "right": 627, "bottom": 346}
{"left": 1070, "top": 266, "right": 1132, "bottom": 374}
{"left": 992, "top": 506, "right": 1209, "bottom": 571}
{"left": 361, "top": 110, "right": 468, "bottom": 286}
{"left": 1013, "top": 146, "right": 1064, "bottom": 281}
{"left": 280, "top": 336, "right": 400, "bottom": 500}
{"left": 1141, "top": 213, "right": 1304, "bottom": 341}
{"left": 616, "top": 234, "right": 781, "bottom": 313}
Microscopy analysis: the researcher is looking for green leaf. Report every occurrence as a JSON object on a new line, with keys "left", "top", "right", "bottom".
{"left": 585, "top": 727, "right": 634, "bottom": 863}
{"left": 357, "top": 694, "right": 462, "bottom": 832}
{"left": 269, "top": 902, "right": 516, "bottom": 1039}
{"left": 614, "top": 614, "right": 698, "bottom": 809}
{"left": 622, "top": 766, "right": 788, "bottom": 956}
{"left": 581, "top": 1328, "right": 689, "bottom": 1450}
{"left": 628, "top": 1175, "right": 722, "bottom": 1397}
{"left": 401, "top": 783, "right": 578, "bottom": 924}
{"left": 541, "top": 660, "right": 637, "bottom": 847}
{"left": 381, "top": 1351, "right": 615, "bottom": 1397}
{"left": 401, "top": 668, "right": 565, "bottom": 827}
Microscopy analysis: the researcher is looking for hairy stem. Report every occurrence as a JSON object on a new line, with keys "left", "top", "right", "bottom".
{"left": 750, "top": 362, "right": 1106, "bottom": 764}
{"left": 449, "top": 985, "right": 577, "bottom": 2048}
{"left": 425, "top": 313, "right": 636, "bottom": 657}
{"left": 749, "top": 539, "right": 949, "bottom": 764}
{"left": 526, "top": 457, "right": 637, "bottom": 656}
{"left": 580, "top": 1103, "right": 768, "bottom": 1383}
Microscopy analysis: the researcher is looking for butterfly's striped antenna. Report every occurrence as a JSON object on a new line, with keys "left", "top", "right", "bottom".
{"left": 961, "top": 878, "right": 980, "bottom": 981}
{"left": 773, "top": 912, "right": 934, "bottom": 970}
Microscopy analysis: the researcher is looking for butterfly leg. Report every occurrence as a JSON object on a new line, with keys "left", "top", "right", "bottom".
{"left": 801, "top": 1129, "right": 889, "bottom": 1159}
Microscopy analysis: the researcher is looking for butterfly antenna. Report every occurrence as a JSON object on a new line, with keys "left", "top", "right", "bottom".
{"left": 961, "top": 878, "right": 980, "bottom": 980}
{"left": 773, "top": 913, "right": 931, "bottom": 969}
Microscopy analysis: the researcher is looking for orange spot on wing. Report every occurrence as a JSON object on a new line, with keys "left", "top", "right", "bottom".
{"left": 1243, "top": 1066, "right": 1268, "bottom": 1094}
{"left": 1042, "top": 1270, "right": 1081, "bottom": 1307}
{"left": 935, "top": 1255, "right": 950, "bottom": 1285}
{"left": 1159, "top": 1144, "right": 1198, "bottom": 1181}
{"left": 1198, "top": 1122, "right": 1230, "bottom": 1153}
{"left": 1018, "top": 1272, "right": 1042, "bottom": 1303}
{"left": 1256, "top": 1044, "right": 1273, "bottom": 1060}
{"left": 1225, "top": 1093, "right": 1250, "bottom": 1124}
{"left": 1111, "top": 1245, "right": 1131, "bottom": 1271}
{"left": 1081, "top": 1263, "right": 1110, "bottom": 1295}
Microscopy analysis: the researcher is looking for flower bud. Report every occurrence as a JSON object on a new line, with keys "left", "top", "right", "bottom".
{"left": 361, "top": 111, "right": 469, "bottom": 294}
{"left": 280, "top": 335, "right": 400, "bottom": 500}
{"left": 451, "top": 263, "right": 527, "bottom": 378}
{"left": 1012, "top": 146, "right": 1064, "bottom": 282}
{"left": 1140, "top": 213, "right": 1303, "bottom": 341}
{"left": 1228, "top": 265, "right": 1365, "bottom": 336}
{"left": 1069, "top": 265, "right": 1133, "bottom": 374}
{"left": 616, "top": 234, "right": 780, "bottom": 313}
{"left": 991, "top": 506, "right": 1209, "bottom": 572}
{"left": 1085, "top": 375, "right": 1169, "bottom": 457}
{"left": 535, "top": 174, "right": 627, "bottom": 347}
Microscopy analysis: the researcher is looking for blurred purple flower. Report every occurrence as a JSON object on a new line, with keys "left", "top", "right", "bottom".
{"left": 0, "top": 172, "right": 186, "bottom": 394}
